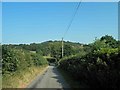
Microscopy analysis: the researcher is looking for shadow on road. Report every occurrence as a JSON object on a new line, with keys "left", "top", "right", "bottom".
{"left": 51, "top": 66, "right": 70, "bottom": 88}
{"left": 27, "top": 66, "right": 70, "bottom": 89}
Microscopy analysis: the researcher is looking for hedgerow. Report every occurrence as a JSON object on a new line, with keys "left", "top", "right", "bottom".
{"left": 2, "top": 45, "right": 48, "bottom": 75}
{"left": 59, "top": 48, "right": 120, "bottom": 88}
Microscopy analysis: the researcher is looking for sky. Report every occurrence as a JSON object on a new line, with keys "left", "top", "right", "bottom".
{"left": 1, "top": 0, "right": 120, "bottom": 2}
{"left": 0, "top": 2, "right": 2, "bottom": 43}
{"left": 2, "top": 2, "right": 118, "bottom": 44}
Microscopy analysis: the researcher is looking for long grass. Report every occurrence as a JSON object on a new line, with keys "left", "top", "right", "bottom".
{"left": 2, "top": 65, "right": 48, "bottom": 88}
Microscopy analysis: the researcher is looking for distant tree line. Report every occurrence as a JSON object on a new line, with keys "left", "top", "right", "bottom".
{"left": 4, "top": 41, "right": 87, "bottom": 60}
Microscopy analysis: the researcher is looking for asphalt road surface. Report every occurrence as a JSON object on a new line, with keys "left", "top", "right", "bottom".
{"left": 27, "top": 66, "right": 70, "bottom": 89}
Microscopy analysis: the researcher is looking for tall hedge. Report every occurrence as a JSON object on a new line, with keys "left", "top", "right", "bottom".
{"left": 59, "top": 48, "right": 120, "bottom": 88}
{"left": 2, "top": 46, "right": 48, "bottom": 74}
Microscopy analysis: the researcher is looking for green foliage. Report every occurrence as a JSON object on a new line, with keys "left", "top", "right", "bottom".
{"left": 59, "top": 48, "right": 120, "bottom": 88}
{"left": 64, "top": 44, "right": 73, "bottom": 56}
{"left": 9, "top": 41, "right": 85, "bottom": 60}
{"left": 2, "top": 45, "right": 48, "bottom": 75}
{"left": 90, "top": 39, "right": 109, "bottom": 52}
{"left": 2, "top": 46, "right": 19, "bottom": 73}
{"left": 32, "top": 54, "right": 48, "bottom": 66}
{"left": 58, "top": 35, "right": 120, "bottom": 88}
{"left": 2, "top": 35, "right": 119, "bottom": 88}
{"left": 100, "top": 35, "right": 118, "bottom": 48}
{"left": 50, "top": 42, "right": 62, "bottom": 60}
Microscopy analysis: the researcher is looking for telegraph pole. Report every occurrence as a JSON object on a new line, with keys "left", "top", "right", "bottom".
{"left": 62, "top": 37, "right": 64, "bottom": 58}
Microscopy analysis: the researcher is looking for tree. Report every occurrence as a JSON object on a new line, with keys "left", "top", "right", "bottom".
{"left": 64, "top": 44, "right": 73, "bottom": 56}
{"left": 100, "top": 35, "right": 117, "bottom": 48}
{"left": 90, "top": 39, "right": 109, "bottom": 52}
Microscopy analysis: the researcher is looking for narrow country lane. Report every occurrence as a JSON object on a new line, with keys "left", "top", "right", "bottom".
{"left": 27, "top": 66, "right": 70, "bottom": 89}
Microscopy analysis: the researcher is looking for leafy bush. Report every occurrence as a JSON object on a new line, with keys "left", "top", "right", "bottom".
{"left": 2, "top": 45, "right": 48, "bottom": 74}
{"left": 59, "top": 47, "right": 120, "bottom": 88}
{"left": 31, "top": 54, "right": 48, "bottom": 66}
{"left": 2, "top": 46, "right": 19, "bottom": 73}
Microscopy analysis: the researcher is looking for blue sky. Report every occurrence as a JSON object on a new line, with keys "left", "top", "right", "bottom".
{"left": 2, "top": 2, "right": 118, "bottom": 44}
{"left": 0, "top": 2, "right": 2, "bottom": 43}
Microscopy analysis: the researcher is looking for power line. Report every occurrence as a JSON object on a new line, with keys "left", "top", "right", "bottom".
{"left": 63, "top": 0, "right": 82, "bottom": 39}
{"left": 61, "top": 1, "right": 82, "bottom": 58}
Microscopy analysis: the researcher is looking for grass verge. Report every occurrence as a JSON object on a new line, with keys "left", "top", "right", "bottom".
{"left": 2, "top": 65, "right": 48, "bottom": 88}
{"left": 58, "top": 67, "right": 88, "bottom": 88}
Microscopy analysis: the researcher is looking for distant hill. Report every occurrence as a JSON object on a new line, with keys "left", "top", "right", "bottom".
{"left": 2, "top": 35, "right": 119, "bottom": 60}
{"left": 3, "top": 40, "right": 90, "bottom": 60}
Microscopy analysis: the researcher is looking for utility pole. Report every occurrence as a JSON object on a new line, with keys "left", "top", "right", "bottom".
{"left": 62, "top": 37, "right": 64, "bottom": 58}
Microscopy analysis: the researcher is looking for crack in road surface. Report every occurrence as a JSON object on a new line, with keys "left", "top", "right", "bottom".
{"left": 27, "top": 66, "right": 70, "bottom": 88}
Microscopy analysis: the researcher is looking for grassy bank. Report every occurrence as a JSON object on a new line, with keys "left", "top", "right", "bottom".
{"left": 2, "top": 45, "right": 48, "bottom": 88}
{"left": 2, "top": 65, "right": 48, "bottom": 88}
